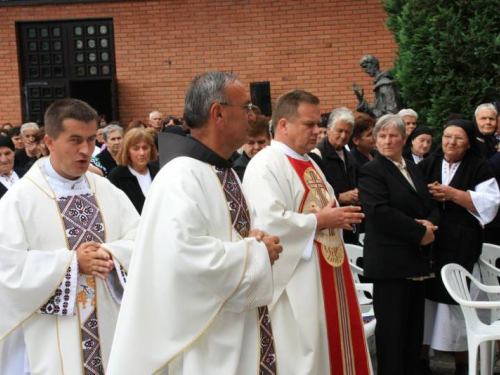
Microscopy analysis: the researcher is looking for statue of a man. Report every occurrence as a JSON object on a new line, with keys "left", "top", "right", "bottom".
{"left": 353, "top": 55, "right": 401, "bottom": 118}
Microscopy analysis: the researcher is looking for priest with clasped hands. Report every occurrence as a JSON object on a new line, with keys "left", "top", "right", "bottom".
{"left": 107, "top": 71, "right": 282, "bottom": 375}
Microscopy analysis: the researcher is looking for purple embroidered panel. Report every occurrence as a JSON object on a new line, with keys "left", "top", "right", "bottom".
{"left": 258, "top": 306, "right": 277, "bottom": 375}
{"left": 58, "top": 194, "right": 105, "bottom": 249}
{"left": 82, "top": 309, "right": 103, "bottom": 375}
{"left": 58, "top": 193, "right": 105, "bottom": 375}
{"left": 214, "top": 167, "right": 277, "bottom": 374}
{"left": 213, "top": 167, "right": 251, "bottom": 238}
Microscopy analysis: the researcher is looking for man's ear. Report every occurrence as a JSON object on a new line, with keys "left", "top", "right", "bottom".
{"left": 44, "top": 134, "right": 55, "bottom": 152}
{"left": 210, "top": 103, "right": 224, "bottom": 124}
{"left": 276, "top": 118, "right": 288, "bottom": 134}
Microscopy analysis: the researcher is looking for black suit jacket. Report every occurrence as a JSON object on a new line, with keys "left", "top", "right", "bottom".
{"left": 107, "top": 163, "right": 159, "bottom": 214}
{"left": 0, "top": 168, "right": 27, "bottom": 200}
{"left": 358, "top": 153, "right": 439, "bottom": 279}
{"left": 316, "top": 139, "right": 359, "bottom": 200}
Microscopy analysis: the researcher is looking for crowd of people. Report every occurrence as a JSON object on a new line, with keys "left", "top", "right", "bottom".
{"left": 0, "top": 70, "right": 499, "bottom": 375}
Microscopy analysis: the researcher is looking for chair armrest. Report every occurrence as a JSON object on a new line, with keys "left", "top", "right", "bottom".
{"left": 349, "top": 262, "right": 364, "bottom": 277}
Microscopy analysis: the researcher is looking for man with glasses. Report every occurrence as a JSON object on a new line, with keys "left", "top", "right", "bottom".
{"left": 108, "top": 71, "right": 282, "bottom": 375}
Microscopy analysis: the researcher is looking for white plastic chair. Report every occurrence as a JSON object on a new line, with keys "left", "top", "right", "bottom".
{"left": 479, "top": 243, "right": 500, "bottom": 288}
{"left": 358, "top": 232, "right": 365, "bottom": 246}
{"left": 345, "top": 244, "right": 372, "bottom": 305}
{"left": 345, "top": 244, "right": 375, "bottom": 332}
{"left": 441, "top": 263, "right": 500, "bottom": 375}
{"left": 479, "top": 243, "right": 500, "bottom": 317}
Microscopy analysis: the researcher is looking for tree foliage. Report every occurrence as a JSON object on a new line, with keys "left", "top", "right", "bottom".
{"left": 383, "top": 0, "right": 500, "bottom": 133}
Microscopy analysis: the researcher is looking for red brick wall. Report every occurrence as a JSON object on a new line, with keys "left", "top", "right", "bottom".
{"left": 0, "top": 0, "right": 397, "bottom": 125}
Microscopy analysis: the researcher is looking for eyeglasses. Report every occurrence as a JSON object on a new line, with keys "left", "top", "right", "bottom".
{"left": 218, "top": 102, "right": 254, "bottom": 113}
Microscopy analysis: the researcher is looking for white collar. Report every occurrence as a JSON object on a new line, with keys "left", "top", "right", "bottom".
{"left": 271, "top": 140, "right": 310, "bottom": 161}
{"left": 42, "top": 157, "right": 88, "bottom": 192}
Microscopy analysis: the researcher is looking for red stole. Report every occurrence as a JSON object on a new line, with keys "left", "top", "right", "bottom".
{"left": 286, "top": 155, "right": 370, "bottom": 375}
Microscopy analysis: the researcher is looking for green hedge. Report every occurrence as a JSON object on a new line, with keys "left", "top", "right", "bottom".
{"left": 383, "top": 0, "right": 500, "bottom": 134}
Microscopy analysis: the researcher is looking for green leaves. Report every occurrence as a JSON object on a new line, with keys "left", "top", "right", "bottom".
{"left": 383, "top": 0, "right": 500, "bottom": 135}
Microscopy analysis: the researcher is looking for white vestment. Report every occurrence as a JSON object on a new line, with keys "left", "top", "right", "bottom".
{"left": 0, "top": 158, "right": 139, "bottom": 375}
{"left": 107, "top": 156, "right": 273, "bottom": 375}
{"left": 243, "top": 143, "right": 339, "bottom": 374}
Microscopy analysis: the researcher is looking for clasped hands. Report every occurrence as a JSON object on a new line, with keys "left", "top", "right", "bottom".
{"left": 427, "top": 181, "right": 456, "bottom": 202}
{"left": 249, "top": 230, "right": 283, "bottom": 266}
{"left": 415, "top": 219, "right": 438, "bottom": 246}
{"left": 77, "top": 241, "right": 114, "bottom": 280}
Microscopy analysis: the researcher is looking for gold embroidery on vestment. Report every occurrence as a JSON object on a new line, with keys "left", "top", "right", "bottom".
{"left": 302, "top": 167, "right": 344, "bottom": 267}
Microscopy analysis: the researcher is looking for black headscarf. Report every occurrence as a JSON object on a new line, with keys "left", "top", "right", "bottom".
{"left": 444, "top": 119, "right": 481, "bottom": 158}
{"left": 0, "top": 135, "right": 15, "bottom": 151}
{"left": 410, "top": 125, "right": 433, "bottom": 142}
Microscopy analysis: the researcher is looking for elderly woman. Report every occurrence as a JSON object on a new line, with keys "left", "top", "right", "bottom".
{"left": 402, "top": 126, "right": 433, "bottom": 164}
{"left": 419, "top": 119, "right": 500, "bottom": 374}
{"left": 398, "top": 108, "right": 419, "bottom": 137}
{"left": 0, "top": 136, "right": 26, "bottom": 199}
{"left": 108, "top": 128, "right": 159, "bottom": 214}
{"left": 14, "top": 122, "right": 40, "bottom": 169}
{"left": 359, "top": 114, "right": 439, "bottom": 374}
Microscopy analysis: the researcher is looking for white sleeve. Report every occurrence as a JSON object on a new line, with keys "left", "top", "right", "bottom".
{"left": 468, "top": 177, "right": 500, "bottom": 225}
{"left": 104, "top": 257, "right": 127, "bottom": 304}
{"left": 301, "top": 219, "right": 317, "bottom": 260}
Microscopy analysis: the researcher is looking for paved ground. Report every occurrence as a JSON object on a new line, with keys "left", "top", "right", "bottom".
{"left": 370, "top": 349, "right": 500, "bottom": 374}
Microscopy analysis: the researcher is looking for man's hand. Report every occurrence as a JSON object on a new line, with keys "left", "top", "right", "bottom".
{"left": 420, "top": 225, "right": 438, "bottom": 246}
{"left": 339, "top": 189, "right": 360, "bottom": 205}
{"left": 248, "top": 229, "right": 266, "bottom": 241}
{"left": 77, "top": 241, "right": 114, "bottom": 280}
{"left": 249, "top": 229, "right": 283, "bottom": 265}
{"left": 315, "top": 199, "right": 364, "bottom": 231}
{"left": 261, "top": 235, "right": 283, "bottom": 266}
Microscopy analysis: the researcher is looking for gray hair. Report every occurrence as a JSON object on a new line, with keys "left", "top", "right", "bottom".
{"left": 327, "top": 108, "right": 355, "bottom": 130}
{"left": 183, "top": 71, "right": 238, "bottom": 129}
{"left": 398, "top": 108, "right": 418, "bottom": 120}
{"left": 373, "top": 114, "right": 406, "bottom": 139}
{"left": 475, "top": 103, "right": 498, "bottom": 118}
{"left": 102, "top": 124, "right": 123, "bottom": 142}
{"left": 20, "top": 122, "right": 39, "bottom": 135}
{"left": 149, "top": 111, "right": 162, "bottom": 119}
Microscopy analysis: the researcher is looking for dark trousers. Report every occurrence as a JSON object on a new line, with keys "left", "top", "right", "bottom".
{"left": 373, "top": 278, "right": 426, "bottom": 375}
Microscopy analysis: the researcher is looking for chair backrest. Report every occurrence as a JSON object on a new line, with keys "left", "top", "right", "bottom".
{"left": 478, "top": 243, "right": 500, "bottom": 321}
{"left": 479, "top": 243, "right": 500, "bottom": 287}
{"left": 345, "top": 243, "right": 364, "bottom": 282}
{"left": 441, "top": 263, "right": 485, "bottom": 327}
{"left": 358, "top": 233, "right": 365, "bottom": 246}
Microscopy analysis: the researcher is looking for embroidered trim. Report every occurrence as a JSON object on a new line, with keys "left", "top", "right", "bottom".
{"left": 58, "top": 193, "right": 106, "bottom": 375}
{"left": 38, "top": 257, "right": 78, "bottom": 316}
{"left": 213, "top": 166, "right": 251, "bottom": 238}
{"left": 258, "top": 306, "right": 277, "bottom": 375}
{"left": 213, "top": 166, "right": 277, "bottom": 375}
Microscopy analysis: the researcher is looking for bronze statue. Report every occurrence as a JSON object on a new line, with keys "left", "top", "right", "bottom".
{"left": 353, "top": 55, "right": 401, "bottom": 119}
